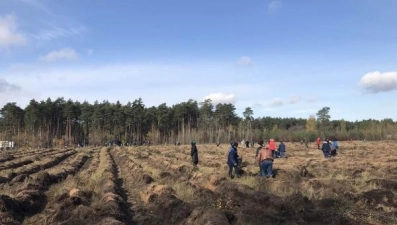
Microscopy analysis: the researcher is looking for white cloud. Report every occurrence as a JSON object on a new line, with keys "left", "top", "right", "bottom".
{"left": 33, "top": 26, "right": 86, "bottom": 41}
{"left": 0, "top": 14, "right": 27, "bottom": 48}
{"left": 0, "top": 78, "right": 24, "bottom": 107}
{"left": 3, "top": 62, "right": 258, "bottom": 109}
{"left": 268, "top": 1, "right": 283, "bottom": 12}
{"left": 203, "top": 93, "right": 236, "bottom": 105}
{"left": 0, "top": 78, "right": 21, "bottom": 93}
{"left": 269, "top": 96, "right": 302, "bottom": 107}
{"left": 288, "top": 96, "right": 301, "bottom": 104}
{"left": 2, "top": 62, "right": 397, "bottom": 120}
{"left": 359, "top": 71, "right": 397, "bottom": 93}
{"left": 237, "top": 56, "right": 253, "bottom": 66}
{"left": 39, "top": 48, "right": 79, "bottom": 62}
{"left": 269, "top": 98, "right": 284, "bottom": 107}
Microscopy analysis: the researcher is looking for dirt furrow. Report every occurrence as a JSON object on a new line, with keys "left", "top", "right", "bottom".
{"left": 0, "top": 149, "right": 61, "bottom": 164}
{"left": 0, "top": 155, "right": 15, "bottom": 164}
{"left": 108, "top": 149, "right": 135, "bottom": 225}
{"left": 111, "top": 148, "right": 159, "bottom": 224}
{"left": 0, "top": 150, "right": 77, "bottom": 184}
{"left": 0, "top": 153, "right": 89, "bottom": 224}
{"left": 114, "top": 147, "right": 234, "bottom": 225}
{"left": 24, "top": 147, "right": 132, "bottom": 225}
{"left": 4, "top": 148, "right": 59, "bottom": 159}
{"left": 22, "top": 150, "right": 101, "bottom": 225}
{"left": 0, "top": 149, "right": 72, "bottom": 172}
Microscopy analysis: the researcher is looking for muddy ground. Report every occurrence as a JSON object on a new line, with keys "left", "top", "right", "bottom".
{"left": 0, "top": 141, "right": 396, "bottom": 225}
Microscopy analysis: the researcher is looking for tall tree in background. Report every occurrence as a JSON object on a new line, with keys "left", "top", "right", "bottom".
{"left": 214, "top": 103, "right": 239, "bottom": 141}
{"left": 1, "top": 98, "right": 397, "bottom": 147}
{"left": 316, "top": 107, "right": 331, "bottom": 138}
{"left": 198, "top": 99, "right": 214, "bottom": 142}
{"left": 0, "top": 102, "right": 24, "bottom": 141}
{"left": 243, "top": 107, "right": 254, "bottom": 141}
{"left": 306, "top": 115, "right": 317, "bottom": 132}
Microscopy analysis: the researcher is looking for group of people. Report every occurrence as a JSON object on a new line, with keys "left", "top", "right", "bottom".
{"left": 190, "top": 139, "right": 286, "bottom": 179}
{"left": 255, "top": 139, "right": 286, "bottom": 178}
{"left": 320, "top": 138, "right": 339, "bottom": 158}
{"left": 191, "top": 140, "right": 244, "bottom": 179}
{"left": 226, "top": 139, "right": 287, "bottom": 179}
{"left": 189, "top": 137, "right": 337, "bottom": 179}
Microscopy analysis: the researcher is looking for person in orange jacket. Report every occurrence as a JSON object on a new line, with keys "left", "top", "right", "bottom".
{"left": 268, "top": 139, "right": 276, "bottom": 158}
{"left": 316, "top": 137, "right": 321, "bottom": 150}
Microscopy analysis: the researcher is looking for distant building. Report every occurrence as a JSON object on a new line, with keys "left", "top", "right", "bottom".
{"left": 0, "top": 141, "right": 15, "bottom": 149}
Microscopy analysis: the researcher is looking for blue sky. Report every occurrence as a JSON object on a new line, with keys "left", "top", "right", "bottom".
{"left": 1, "top": 0, "right": 397, "bottom": 121}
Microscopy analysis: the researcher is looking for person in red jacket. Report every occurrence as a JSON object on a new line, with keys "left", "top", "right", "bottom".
{"left": 268, "top": 139, "right": 276, "bottom": 158}
{"left": 316, "top": 137, "right": 321, "bottom": 150}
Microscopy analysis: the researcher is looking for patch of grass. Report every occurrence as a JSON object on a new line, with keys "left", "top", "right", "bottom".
{"left": 267, "top": 181, "right": 299, "bottom": 197}
{"left": 173, "top": 182, "right": 197, "bottom": 203}
{"left": 141, "top": 163, "right": 161, "bottom": 180}
{"left": 197, "top": 166, "right": 215, "bottom": 174}
{"left": 237, "top": 176, "right": 259, "bottom": 189}
{"left": 300, "top": 182, "right": 325, "bottom": 200}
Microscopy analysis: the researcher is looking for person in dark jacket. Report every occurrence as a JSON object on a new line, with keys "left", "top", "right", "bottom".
{"left": 321, "top": 139, "right": 331, "bottom": 158}
{"left": 227, "top": 142, "right": 240, "bottom": 179}
{"left": 277, "top": 141, "right": 286, "bottom": 158}
{"left": 191, "top": 141, "right": 198, "bottom": 166}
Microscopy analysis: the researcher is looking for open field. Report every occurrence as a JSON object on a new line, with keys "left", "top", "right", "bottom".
{"left": 0, "top": 141, "right": 396, "bottom": 225}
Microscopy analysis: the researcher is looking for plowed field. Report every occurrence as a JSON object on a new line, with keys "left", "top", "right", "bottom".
{"left": 1, "top": 141, "right": 396, "bottom": 225}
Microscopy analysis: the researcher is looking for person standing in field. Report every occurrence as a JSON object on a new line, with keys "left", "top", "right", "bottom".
{"left": 227, "top": 142, "right": 240, "bottom": 179}
{"left": 277, "top": 140, "right": 286, "bottom": 158}
{"left": 330, "top": 139, "right": 339, "bottom": 156}
{"left": 321, "top": 139, "right": 331, "bottom": 158}
{"left": 269, "top": 139, "right": 276, "bottom": 158}
{"left": 316, "top": 137, "right": 321, "bottom": 149}
{"left": 257, "top": 145, "right": 274, "bottom": 178}
{"left": 191, "top": 141, "right": 199, "bottom": 166}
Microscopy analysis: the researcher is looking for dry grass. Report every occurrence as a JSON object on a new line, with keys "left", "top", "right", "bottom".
{"left": 2, "top": 141, "right": 397, "bottom": 225}
{"left": 45, "top": 149, "right": 100, "bottom": 199}
{"left": 141, "top": 162, "right": 161, "bottom": 180}
{"left": 172, "top": 182, "right": 197, "bottom": 203}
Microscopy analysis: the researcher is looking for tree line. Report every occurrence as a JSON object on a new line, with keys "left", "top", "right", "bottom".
{"left": 0, "top": 98, "right": 396, "bottom": 148}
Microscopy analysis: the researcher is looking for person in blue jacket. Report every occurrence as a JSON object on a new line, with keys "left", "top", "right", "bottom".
{"left": 330, "top": 139, "right": 339, "bottom": 156}
{"left": 277, "top": 140, "right": 286, "bottom": 158}
{"left": 227, "top": 141, "right": 240, "bottom": 179}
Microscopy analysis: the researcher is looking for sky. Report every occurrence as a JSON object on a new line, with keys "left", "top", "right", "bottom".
{"left": 1, "top": 0, "right": 397, "bottom": 121}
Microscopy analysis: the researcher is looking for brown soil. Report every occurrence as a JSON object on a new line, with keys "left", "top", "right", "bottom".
{"left": 0, "top": 142, "right": 396, "bottom": 224}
